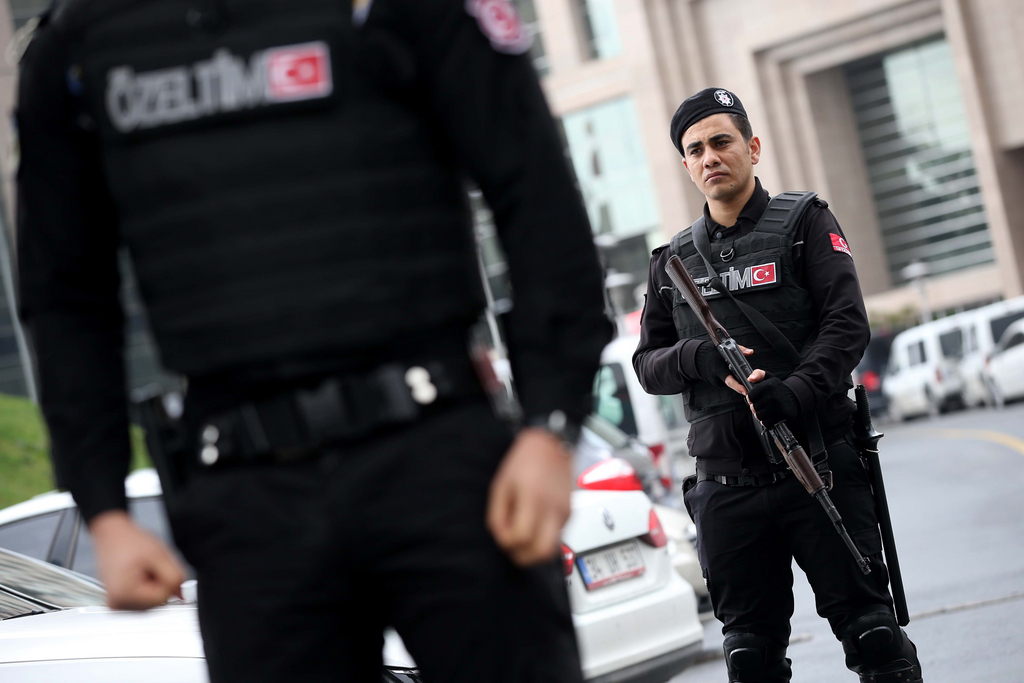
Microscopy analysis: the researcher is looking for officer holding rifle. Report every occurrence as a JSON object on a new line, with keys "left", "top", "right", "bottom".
{"left": 634, "top": 88, "right": 921, "bottom": 683}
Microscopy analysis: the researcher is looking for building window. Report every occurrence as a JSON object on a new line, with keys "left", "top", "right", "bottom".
{"left": 512, "top": 0, "right": 549, "bottom": 77}
{"left": 560, "top": 97, "right": 659, "bottom": 241}
{"left": 844, "top": 37, "right": 993, "bottom": 285}
{"left": 571, "top": 0, "right": 621, "bottom": 61}
{"left": 560, "top": 97, "right": 660, "bottom": 314}
{"left": 7, "top": 0, "right": 48, "bottom": 28}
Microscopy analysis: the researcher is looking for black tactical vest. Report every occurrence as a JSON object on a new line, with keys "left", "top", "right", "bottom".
{"left": 670, "top": 193, "right": 825, "bottom": 423}
{"left": 56, "top": 0, "right": 483, "bottom": 376}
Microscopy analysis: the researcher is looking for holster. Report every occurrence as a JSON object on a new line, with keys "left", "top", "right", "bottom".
{"left": 130, "top": 386, "right": 190, "bottom": 511}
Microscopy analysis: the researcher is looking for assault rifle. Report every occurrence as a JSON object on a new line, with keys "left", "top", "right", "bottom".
{"left": 665, "top": 255, "right": 871, "bottom": 575}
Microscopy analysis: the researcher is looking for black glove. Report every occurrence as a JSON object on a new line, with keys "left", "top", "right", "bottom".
{"left": 694, "top": 341, "right": 731, "bottom": 387}
{"left": 746, "top": 373, "right": 801, "bottom": 428}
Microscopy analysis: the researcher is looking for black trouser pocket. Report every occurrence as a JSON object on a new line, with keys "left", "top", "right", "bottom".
{"left": 682, "top": 474, "right": 698, "bottom": 517}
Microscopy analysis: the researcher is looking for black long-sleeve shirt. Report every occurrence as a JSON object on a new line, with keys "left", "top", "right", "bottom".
{"left": 633, "top": 179, "right": 869, "bottom": 476}
{"left": 17, "top": 0, "right": 612, "bottom": 522}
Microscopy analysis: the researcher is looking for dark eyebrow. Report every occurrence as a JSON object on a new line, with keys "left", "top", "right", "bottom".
{"left": 685, "top": 132, "right": 733, "bottom": 154}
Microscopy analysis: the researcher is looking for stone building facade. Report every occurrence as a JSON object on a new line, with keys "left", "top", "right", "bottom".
{"left": 532, "top": 0, "right": 1024, "bottom": 319}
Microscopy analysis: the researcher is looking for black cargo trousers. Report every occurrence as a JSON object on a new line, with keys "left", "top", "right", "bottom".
{"left": 165, "top": 398, "right": 582, "bottom": 683}
{"left": 684, "top": 432, "right": 917, "bottom": 681}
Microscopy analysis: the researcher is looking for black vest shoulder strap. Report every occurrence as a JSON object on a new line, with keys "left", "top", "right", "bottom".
{"left": 682, "top": 191, "right": 819, "bottom": 279}
{"left": 670, "top": 217, "right": 712, "bottom": 275}
{"left": 754, "top": 191, "right": 818, "bottom": 235}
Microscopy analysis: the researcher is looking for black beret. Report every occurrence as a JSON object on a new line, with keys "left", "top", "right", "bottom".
{"left": 669, "top": 87, "right": 747, "bottom": 156}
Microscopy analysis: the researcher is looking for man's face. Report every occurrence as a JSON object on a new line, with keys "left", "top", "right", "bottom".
{"left": 680, "top": 114, "right": 760, "bottom": 202}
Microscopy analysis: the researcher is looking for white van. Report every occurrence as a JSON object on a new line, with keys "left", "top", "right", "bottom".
{"left": 593, "top": 336, "right": 693, "bottom": 482}
{"left": 882, "top": 317, "right": 965, "bottom": 421}
{"left": 954, "top": 296, "right": 1024, "bottom": 406}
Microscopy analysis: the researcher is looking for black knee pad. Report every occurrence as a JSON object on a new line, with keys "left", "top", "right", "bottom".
{"left": 722, "top": 632, "right": 791, "bottom": 682}
{"left": 841, "top": 610, "right": 922, "bottom": 683}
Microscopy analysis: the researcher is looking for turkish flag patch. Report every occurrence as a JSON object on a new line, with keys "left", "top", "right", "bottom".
{"left": 830, "top": 233, "right": 852, "bottom": 256}
{"left": 264, "top": 42, "right": 333, "bottom": 103}
{"left": 751, "top": 262, "right": 777, "bottom": 286}
{"left": 466, "top": 0, "right": 533, "bottom": 55}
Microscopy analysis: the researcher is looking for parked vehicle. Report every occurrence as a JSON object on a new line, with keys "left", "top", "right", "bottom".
{"left": 562, "top": 489, "right": 704, "bottom": 681}
{"left": 984, "top": 319, "right": 1024, "bottom": 405}
{"left": 573, "top": 419, "right": 710, "bottom": 614}
{"left": 0, "top": 546, "right": 419, "bottom": 682}
{"left": 595, "top": 336, "right": 692, "bottom": 482}
{"left": 955, "top": 296, "right": 1024, "bottom": 406}
{"left": 575, "top": 414, "right": 670, "bottom": 503}
{"left": 0, "top": 469, "right": 704, "bottom": 683}
{"left": 882, "top": 317, "right": 965, "bottom": 421}
{"left": 852, "top": 330, "right": 896, "bottom": 418}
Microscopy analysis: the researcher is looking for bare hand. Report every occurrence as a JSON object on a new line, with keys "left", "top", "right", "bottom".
{"left": 89, "top": 511, "right": 185, "bottom": 610}
{"left": 722, "top": 345, "right": 757, "bottom": 395}
{"left": 487, "top": 428, "right": 573, "bottom": 567}
{"left": 725, "top": 368, "right": 768, "bottom": 417}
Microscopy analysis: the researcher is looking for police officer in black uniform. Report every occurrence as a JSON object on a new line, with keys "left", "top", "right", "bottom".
{"left": 634, "top": 88, "right": 922, "bottom": 683}
{"left": 16, "top": 1, "right": 612, "bottom": 681}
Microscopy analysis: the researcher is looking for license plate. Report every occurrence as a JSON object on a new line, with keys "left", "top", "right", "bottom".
{"left": 577, "top": 541, "right": 645, "bottom": 590}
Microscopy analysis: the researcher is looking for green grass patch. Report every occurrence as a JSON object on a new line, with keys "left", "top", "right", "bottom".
{"left": 0, "top": 393, "right": 151, "bottom": 510}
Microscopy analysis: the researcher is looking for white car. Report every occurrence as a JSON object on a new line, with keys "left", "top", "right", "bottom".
{"left": 595, "top": 336, "right": 693, "bottom": 483}
{"left": 0, "top": 547, "right": 419, "bottom": 682}
{"left": 0, "top": 470, "right": 703, "bottom": 683}
{"left": 572, "top": 422, "right": 710, "bottom": 615}
{"left": 957, "top": 297, "right": 1024, "bottom": 406}
{"left": 882, "top": 317, "right": 965, "bottom": 420}
{"left": 563, "top": 490, "right": 704, "bottom": 681}
{"left": 984, "top": 319, "right": 1024, "bottom": 405}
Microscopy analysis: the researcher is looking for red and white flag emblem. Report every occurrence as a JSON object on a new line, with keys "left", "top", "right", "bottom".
{"left": 751, "top": 263, "right": 777, "bottom": 286}
{"left": 830, "top": 233, "right": 852, "bottom": 256}
{"left": 265, "top": 42, "right": 333, "bottom": 102}
{"left": 466, "top": 0, "right": 533, "bottom": 55}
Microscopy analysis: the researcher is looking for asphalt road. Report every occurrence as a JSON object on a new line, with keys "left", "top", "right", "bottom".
{"left": 671, "top": 402, "right": 1024, "bottom": 683}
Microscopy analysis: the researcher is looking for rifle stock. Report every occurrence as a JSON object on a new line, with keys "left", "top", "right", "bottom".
{"left": 664, "top": 255, "right": 871, "bottom": 575}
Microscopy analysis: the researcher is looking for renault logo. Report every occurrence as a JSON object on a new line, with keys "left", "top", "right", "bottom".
{"left": 601, "top": 507, "right": 615, "bottom": 531}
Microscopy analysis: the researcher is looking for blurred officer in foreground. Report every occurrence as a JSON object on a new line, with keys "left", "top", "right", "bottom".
{"left": 634, "top": 88, "right": 921, "bottom": 683}
{"left": 17, "top": 0, "right": 612, "bottom": 680}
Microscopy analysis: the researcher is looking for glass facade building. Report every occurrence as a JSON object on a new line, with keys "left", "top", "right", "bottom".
{"left": 845, "top": 37, "right": 993, "bottom": 285}
{"left": 572, "top": 0, "right": 621, "bottom": 61}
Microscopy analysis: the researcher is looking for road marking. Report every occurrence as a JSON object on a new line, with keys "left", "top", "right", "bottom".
{"left": 911, "top": 591, "right": 1024, "bottom": 621}
{"left": 931, "top": 429, "right": 1024, "bottom": 457}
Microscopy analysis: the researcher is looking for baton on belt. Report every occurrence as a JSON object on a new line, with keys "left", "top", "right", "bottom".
{"left": 665, "top": 255, "right": 871, "bottom": 575}
{"left": 854, "top": 385, "right": 911, "bottom": 625}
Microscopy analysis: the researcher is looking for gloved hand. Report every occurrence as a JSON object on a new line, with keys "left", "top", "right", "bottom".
{"left": 694, "top": 341, "right": 732, "bottom": 387}
{"left": 746, "top": 373, "right": 800, "bottom": 427}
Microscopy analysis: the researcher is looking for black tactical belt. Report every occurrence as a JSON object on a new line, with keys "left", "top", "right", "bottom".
{"left": 697, "top": 459, "right": 832, "bottom": 489}
{"left": 196, "top": 358, "right": 484, "bottom": 467}
{"left": 697, "top": 468, "right": 791, "bottom": 487}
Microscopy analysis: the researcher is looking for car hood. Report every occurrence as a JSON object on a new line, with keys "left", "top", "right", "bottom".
{"left": 0, "top": 605, "right": 418, "bottom": 669}
{"left": 0, "top": 605, "right": 204, "bottom": 663}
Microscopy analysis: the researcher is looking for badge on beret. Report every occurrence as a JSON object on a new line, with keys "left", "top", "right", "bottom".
{"left": 466, "top": 0, "right": 533, "bottom": 55}
{"left": 714, "top": 89, "right": 735, "bottom": 107}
